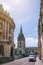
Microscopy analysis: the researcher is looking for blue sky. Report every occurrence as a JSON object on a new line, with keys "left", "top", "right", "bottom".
{"left": 0, "top": 0, "right": 40, "bottom": 48}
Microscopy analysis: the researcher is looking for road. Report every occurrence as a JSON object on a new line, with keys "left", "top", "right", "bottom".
{"left": 2, "top": 57, "right": 35, "bottom": 65}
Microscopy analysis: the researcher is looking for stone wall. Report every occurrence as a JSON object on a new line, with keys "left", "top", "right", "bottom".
{"left": 0, "top": 57, "right": 14, "bottom": 64}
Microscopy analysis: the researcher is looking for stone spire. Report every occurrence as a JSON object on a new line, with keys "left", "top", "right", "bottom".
{"left": 20, "top": 26, "right": 23, "bottom": 34}
{"left": 17, "top": 26, "right": 25, "bottom": 55}
{"left": 18, "top": 26, "right": 25, "bottom": 41}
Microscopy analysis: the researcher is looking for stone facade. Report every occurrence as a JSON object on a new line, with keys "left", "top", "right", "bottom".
{"left": 38, "top": 0, "right": 43, "bottom": 60}
{"left": 0, "top": 4, "right": 15, "bottom": 58}
{"left": 25, "top": 47, "right": 38, "bottom": 53}
{"left": 14, "top": 26, "right": 38, "bottom": 60}
{"left": 17, "top": 26, "right": 25, "bottom": 55}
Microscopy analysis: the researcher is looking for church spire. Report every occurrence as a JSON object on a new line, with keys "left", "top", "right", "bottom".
{"left": 17, "top": 26, "right": 25, "bottom": 41}
{"left": 20, "top": 25, "right": 22, "bottom": 34}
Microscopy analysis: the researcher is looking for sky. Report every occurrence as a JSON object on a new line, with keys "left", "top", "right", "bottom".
{"left": 0, "top": 0, "right": 40, "bottom": 48}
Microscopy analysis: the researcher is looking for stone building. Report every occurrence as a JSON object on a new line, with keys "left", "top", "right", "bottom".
{"left": 0, "top": 4, "right": 15, "bottom": 60}
{"left": 14, "top": 26, "right": 38, "bottom": 59}
{"left": 17, "top": 26, "right": 25, "bottom": 55}
{"left": 38, "top": 0, "right": 43, "bottom": 60}
{"left": 25, "top": 47, "right": 38, "bottom": 53}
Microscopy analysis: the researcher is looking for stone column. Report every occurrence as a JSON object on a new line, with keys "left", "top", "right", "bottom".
{"left": 0, "top": 20, "right": 3, "bottom": 39}
{"left": 3, "top": 20, "right": 5, "bottom": 38}
{"left": 7, "top": 23, "right": 9, "bottom": 39}
{"left": 5, "top": 21, "right": 7, "bottom": 39}
{"left": 12, "top": 28, "right": 14, "bottom": 41}
{"left": 10, "top": 28, "right": 14, "bottom": 41}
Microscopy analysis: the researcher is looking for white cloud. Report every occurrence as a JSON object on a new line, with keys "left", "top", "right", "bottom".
{"left": 0, "top": 0, "right": 12, "bottom": 15}
{"left": 0, "top": 0, "right": 38, "bottom": 48}
{"left": 0, "top": 0, "right": 38, "bottom": 25}
{"left": 25, "top": 37, "right": 38, "bottom": 47}
{"left": 3, "top": 3, "right": 11, "bottom": 12}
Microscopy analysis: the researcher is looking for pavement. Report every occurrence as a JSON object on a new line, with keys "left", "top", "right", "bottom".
{"left": 1, "top": 57, "right": 43, "bottom": 65}
{"left": 35, "top": 56, "right": 43, "bottom": 65}
{"left": 2, "top": 57, "right": 35, "bottom": 65}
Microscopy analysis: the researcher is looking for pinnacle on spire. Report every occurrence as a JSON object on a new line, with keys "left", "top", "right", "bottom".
{"left": 20, "top": 25, "right": 22, "bottom": 34}
{"left": 18, "top": 25, "right": 25, "bottom": 41}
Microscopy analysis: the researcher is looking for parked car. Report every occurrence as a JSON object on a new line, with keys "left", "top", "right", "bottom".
{"left": 28, "top": 54, "right": 36, "bottom": 62}
{"left": 28, "top": 52, "right": 37, "bottom": 58}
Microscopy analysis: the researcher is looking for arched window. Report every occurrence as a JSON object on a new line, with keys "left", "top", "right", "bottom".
{"left": 0, "top": 45, "right": 4, "bottom": 56}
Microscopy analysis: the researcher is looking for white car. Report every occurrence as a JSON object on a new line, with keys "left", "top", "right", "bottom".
{"left": 28, "top": 55, "right": 36, "bottom": 62}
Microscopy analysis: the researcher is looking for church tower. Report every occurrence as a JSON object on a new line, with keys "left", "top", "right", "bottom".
{"left": 17, "top": 26, "right": 25, "bottom": 55}
{"left": 38, "top": 0, "right": 43, "bottom": 60}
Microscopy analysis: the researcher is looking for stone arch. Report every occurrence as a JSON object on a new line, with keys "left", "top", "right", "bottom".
{"left": 11, "top": 46, "right": 13, "bottom": 57}
{"left": 0, "top": 45, "right": 4, "bottom": 56}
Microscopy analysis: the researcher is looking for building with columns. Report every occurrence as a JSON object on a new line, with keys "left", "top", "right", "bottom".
{"left": 38, "top": 0, "right": 43, "bottom": 60}
{"left": 0, "top": 4, "right": 15, "bottom": 60}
